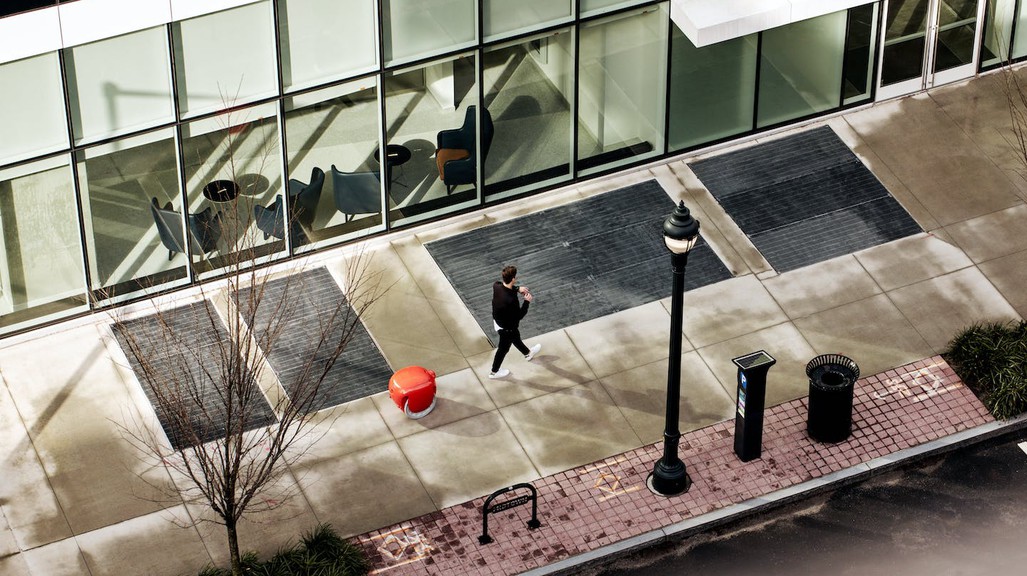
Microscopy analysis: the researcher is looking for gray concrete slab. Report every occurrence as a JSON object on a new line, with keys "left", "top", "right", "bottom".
{"left": 499, "top": 381, "right": 643, "bottom": 477}
{"left": 942, "top": 204, "right": 1027, "bottom": 263}
{"left": 843, "top": 93, "right": 1023, "bottom": 227}
{"left": 888, "top": 267, "right": 1023, "bottom": 352}
{"left": 597, "top": 351, "right": 735, "bottom": 444}
{"left": 396, "top": 411, "right": 539, "bottom": 509}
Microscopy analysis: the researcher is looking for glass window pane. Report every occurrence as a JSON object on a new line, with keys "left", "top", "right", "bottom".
{"left": 484, "top": 30, "right": 573, "bottom": 199}
{"left": 935, "top": 0, "right": 980, "bottom": 73}
{"left": 77, "top": 130, "right": 187, "bottom": 299}
{"left": 1013, "top": 0, "right": 1027, "bottom": 58}
{"left": 0, "top": 53, "right": 68, "bottom": 166}
{"left": 843, "top": 3, "right": 879, "bottom": 105}
{"left": 66, "top": 27, "right": 174, "bottom": 144}
{"left": 881, "top": 0, "right": 929, "bottom": 86}
{"left": 384, "top": 0, "right": 476, "bottom": 66}
{"left": 581, "top": 0, "right": 649, "bottom": 17}
{"left": 284, "top": 78, "right": 382, "bottom": 248}
{"left": 669, "top": 28, "right": 756, "bottom": 151}
{"left": 982, "top": 0, "right": 1016, "bottom": 67}
{"left": 279, "top": 0, "right": 377, "bottom": 92}
{"left": 385, "top": 53, "right": 479, "bottom": 226}
{"left": 757, "top": 11, "right": 847, "bottom": 129}
{"left": 483, "top": 0, "right": 572, "bottom": 41}
{"left": 181, "top": 103, "right": 284, "bottom": 273}
{"left": 0, "top": 157, "right": 87, "bottom": 332}
{"left": 577, "top": 5, "right": 667, "bottom": 174}
{"left": 173, "top": 1, "right": 278, "bottom": 118}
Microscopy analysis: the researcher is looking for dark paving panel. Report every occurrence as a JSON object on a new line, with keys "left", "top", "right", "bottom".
{"left": 239, "top": 267, "right": 393, "bottom": 408}
{"left": 690, "top": 126, "right": 922, "bottom": 273}
{"left": 425, "top": 180, "right": 733, "bottom": 341}
{"left": 112, "top": 302, "right": 277, "bottom": 451}
{"left": 751, "top": 198, "right": 923, "bottom": 273}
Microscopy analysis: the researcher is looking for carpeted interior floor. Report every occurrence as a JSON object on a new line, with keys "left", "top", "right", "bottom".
{"left": 425, "top": 180, "right": 733, "bottom": 342}
{"left": 689, "top": 126, "right": 922, "bottom": 273}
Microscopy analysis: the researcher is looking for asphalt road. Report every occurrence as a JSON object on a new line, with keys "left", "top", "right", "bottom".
{"left": 577, "top": 434, "right": 1027, "bottom": 576}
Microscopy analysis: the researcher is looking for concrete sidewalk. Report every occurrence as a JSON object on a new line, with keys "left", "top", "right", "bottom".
{"left": 2, "top": 68, "right": 1027, "bottom": 576}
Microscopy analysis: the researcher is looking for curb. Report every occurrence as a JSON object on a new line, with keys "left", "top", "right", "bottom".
{"left": 521, "top": 412, "right": 1027, "bottom": 576}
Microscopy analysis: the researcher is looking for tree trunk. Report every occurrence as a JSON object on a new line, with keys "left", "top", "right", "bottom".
{"left": 226, "top": 519, "right": 242, "bottom": 576}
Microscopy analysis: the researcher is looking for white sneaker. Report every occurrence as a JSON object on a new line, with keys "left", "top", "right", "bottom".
{"left": 524, "top": 343, "right": 542, "bottom": 362}
{"left": 489, "top": 368, "right": 510, "bottom": 379}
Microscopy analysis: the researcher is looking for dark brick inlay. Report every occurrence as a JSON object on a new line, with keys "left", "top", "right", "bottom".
{"left": 425, "top": 180, "right": 733, "bottom": 341}
{"left": 112, "top": 302, "right": 277, "bottom": 451}
{"left": 690, "top": 126, "right": 922, "bottom": 272}
{"left": 238, "top": 267, "right": 393, "bottom": 408}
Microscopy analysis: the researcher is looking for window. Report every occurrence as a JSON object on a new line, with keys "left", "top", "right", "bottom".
{"left": 77, "top": 129, "right": 187, "bottom": 299}
{"left": 278, "top": 0, "right": 377, "bottom": 92}
{"left": 0, "top": 52, "right": 68, "bottom": 166}
{"left": 577, "top": 5, "right": 668, "bottom": 174}
{"left": 172, "top": 1, "right": 278, "bottom": 118}
{"left": 284, "top": 78, "right": 383, "bottom": 248}
{"left": 484, "top": 30, "right": 574, "bottom": 198}
{"left": 0, "top": 156, "right": 87, "bottom": 332}
{"left": 384, "top": 53, "right": 479, "bottom": 226}
{"left": 66, "top": 27, "right": 174, "bottom": 143}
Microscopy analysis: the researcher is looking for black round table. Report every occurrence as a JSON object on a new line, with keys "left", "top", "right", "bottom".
{"left": 202, "top": 180, "right": 239, "bottom": 202}
{"left": 374, "top": 144, "right": 412, "bottom": 167}
{"left": 374, "top": 145, "right": 412, "bottom": 184}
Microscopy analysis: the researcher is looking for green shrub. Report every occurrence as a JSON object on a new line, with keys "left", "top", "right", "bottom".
{"left": 945, "top": 320, "right": 1027, "bottom": 419}
{"left": 197, "top": 524, "right": 369, "bottom": 576}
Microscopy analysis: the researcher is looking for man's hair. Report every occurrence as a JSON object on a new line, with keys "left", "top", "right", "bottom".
{"left": 501, "top": 265, "right": 517, "bottom": 284}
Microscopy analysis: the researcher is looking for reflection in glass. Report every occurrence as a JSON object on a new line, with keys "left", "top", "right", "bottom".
{"left": 383, "top": 0, "right": 476, "bottom": 65}
{"left": 843, "top": 3, "right": 879, "bottom": 105}
{"left": 881, "top": 0, "right": 929, "bottom": 86}
{"left": 758, "top": 11, "right": 846, "bottom": 128}
{"left": 385, "top": 54, "right": 479, "bottom": 226}
{"left": 484, "top": 30, "right": 573, "bottom": 198}
{"left": 581, "top": 0, "right": 649, "bottom": 17}
{"left": 935, "top": 0, "right": 980, "bottom": 73}
{"left": 0, "top": 158, "right": 87, "bottom": 331}
{"left": 577, "top": 6, "right": 667, "bottom": 174}
{"left": 172, "top": 1, "right": 278, "bottom": 117}
{"left": 0, "top": 52, "right": 68, "bottom": 166}
{"left": 483, "top": 0, "right": 572, "bottom": 41}
{"left": 278, "top": 0, "right": 376, "bottom": 91}
{"left": 65, "top": 27, "right": 174, "bottom": 144}
{"left": 981, "top": 0, "right": 1015, "bottom": 67}
{"left": 181, "top": 103, "right": 283, "bottom": 273}
{"left": 669, "top": 29, "right": 757, "bottom": 150}
{"left": 1013, "top": 0, "right": 1027, "bottom": 58}
{"left": 77, "top": 130, "right": 186, "bottom": 299}
{"left": 284, "top": 78, "right": 382, "bottom": 248}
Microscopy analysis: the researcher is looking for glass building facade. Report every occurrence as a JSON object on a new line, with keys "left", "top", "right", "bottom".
{"left": 0, "top": 0, "right": 1023, "bottom": 336}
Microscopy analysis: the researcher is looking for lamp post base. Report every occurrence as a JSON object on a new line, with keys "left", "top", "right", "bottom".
{"left": 646, "top": 460, "right": 692, "bottom": 496}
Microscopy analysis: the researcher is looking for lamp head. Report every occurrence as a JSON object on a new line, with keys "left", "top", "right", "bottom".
{"left": 663, "top": 201, "right": 700, "bottom": 254}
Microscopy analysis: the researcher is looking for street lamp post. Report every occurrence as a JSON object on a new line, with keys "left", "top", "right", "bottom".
{"left": 648, "top": 200, "right": 701, "bottom": 496}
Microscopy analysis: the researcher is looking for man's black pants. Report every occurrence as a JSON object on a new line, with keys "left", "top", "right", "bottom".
{"left": 491, "top": 328, "right": 529, "bottom": 372}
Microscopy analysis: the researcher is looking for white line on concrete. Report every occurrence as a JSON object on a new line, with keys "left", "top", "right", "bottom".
{"left": 1018, "top": 441, "right": 1027, "bottom": 455}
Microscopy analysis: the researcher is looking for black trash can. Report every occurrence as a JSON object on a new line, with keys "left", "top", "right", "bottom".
{"left": 806, "top": 354, "right": 859, "bottom": 443}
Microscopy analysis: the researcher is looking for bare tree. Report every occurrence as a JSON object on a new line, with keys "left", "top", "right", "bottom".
{"left": 109, "top": 101, "right": 387, "bottom": 575}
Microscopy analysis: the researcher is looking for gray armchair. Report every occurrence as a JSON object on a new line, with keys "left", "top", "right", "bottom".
{"left": 255, "top": 166, "right": 324, "bottom": 240}
{"left": 150, "top": 198, "right": 223, "bottom": 260}
{"left": 331, "top": 165, "right": 381, "bottom": 223}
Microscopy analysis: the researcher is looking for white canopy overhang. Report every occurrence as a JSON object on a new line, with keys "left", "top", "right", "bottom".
{"left": 670, "top": 0, "right": 876, "bottom": 47}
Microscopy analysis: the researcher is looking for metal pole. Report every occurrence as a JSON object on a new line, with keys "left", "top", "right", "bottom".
{"left": 650, "top": 250, "right": 692, "bottom": 495}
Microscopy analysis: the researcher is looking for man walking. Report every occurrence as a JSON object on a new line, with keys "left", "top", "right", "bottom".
{"left": 489, "top": 265, "right": 541, "bottom": 379}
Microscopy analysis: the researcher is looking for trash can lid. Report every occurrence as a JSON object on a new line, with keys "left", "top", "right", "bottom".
{"left": 805, "top": 354, "right": 859, "bottom": 379}
{"left": 390, "top": 366, "right": 436, "bottom": 388}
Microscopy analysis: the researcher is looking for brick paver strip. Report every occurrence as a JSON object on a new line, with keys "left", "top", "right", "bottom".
{"left": 355, "top": 356, "right": 992, "bottom": 575}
